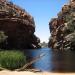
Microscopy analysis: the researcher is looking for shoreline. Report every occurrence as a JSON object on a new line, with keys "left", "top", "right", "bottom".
{"left": 0, "top": 70, "right": 75, "bottom": 75}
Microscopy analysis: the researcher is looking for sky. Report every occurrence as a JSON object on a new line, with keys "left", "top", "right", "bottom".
{"left": 10, "top": 0, "right": 69, "bottom": 43}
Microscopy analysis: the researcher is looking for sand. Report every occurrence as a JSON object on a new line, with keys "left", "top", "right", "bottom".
{"left": 0, "top": 70, "right": 75, "bottom": 75}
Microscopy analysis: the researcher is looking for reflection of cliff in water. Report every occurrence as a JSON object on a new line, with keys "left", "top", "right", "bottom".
{"left": 52, "top": 51, "right": 75, "bottom": 72}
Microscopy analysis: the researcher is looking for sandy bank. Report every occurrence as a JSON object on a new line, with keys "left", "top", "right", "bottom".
{"left": 0, "top": 70, "right": 75, "bottom": 75}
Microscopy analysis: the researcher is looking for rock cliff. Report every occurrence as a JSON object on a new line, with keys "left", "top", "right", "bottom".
{"left": 48, "top": 0, "right": 75, "bottom": 50}
{"left": 0, "top": 0, "right": 41, "bottom": 49}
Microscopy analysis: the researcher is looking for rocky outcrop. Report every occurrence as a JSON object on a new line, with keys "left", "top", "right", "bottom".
{"left": 48, "top": 0, "right": 75, "bottom": 50}
{"left": 0, "top": 0, "right": 41, "bottom": 49}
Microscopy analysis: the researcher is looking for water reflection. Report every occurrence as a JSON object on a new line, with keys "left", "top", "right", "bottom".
{"left": 52, "top": 51, "right": 75, "bottom": 72}
{"left": 24, "top": 48, "right": 75, "bottom": 72}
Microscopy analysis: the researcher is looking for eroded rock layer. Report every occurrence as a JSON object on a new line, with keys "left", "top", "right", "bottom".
{"left": 0, "top": 0, "right": 41, "bottom": 49}
{"left": 48, "top": 0, "right": 75, "bottom": 50}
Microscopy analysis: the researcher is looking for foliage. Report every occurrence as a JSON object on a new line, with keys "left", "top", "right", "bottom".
{"left": 64, "top": 14, "right": 72, "bottom": 22}
{"left": 0, "top": 50, "right": 26, "bottom": 70}
{"left": 40, "top": 42, "right": 48, "bottom": 48}
{"left": 66, "top": 20, "right": 75, "bottom": 34}
{"left": 0, "top": 31, "right": 8, "bottom": 43}
{"left": 64, "top": 13, "right": 75, "bottom": 34}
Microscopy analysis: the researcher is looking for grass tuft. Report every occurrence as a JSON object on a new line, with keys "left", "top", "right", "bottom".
{"left": 0, "top": 50, "right": 26, "bottom": 70}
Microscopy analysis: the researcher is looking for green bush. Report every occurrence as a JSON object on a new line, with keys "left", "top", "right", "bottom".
{"left": 0, "top": 50, "right": 26, "bottom": 70}
{"left": 66, "top": 21, "right": 75, "bottom": 34}
{"left": 0, "top": 31, "right": 8, "bottom": 43}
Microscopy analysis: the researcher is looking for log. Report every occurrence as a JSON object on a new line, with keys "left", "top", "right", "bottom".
{"left": 15, "top": 53, "right": 45, "bottom": 71}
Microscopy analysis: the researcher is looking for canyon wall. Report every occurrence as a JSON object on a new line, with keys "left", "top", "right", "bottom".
{"left": 0, "top": 0, "right": 41, "bottom": 49}
{"left": 48, "top": 0, "right": 75, "bottom": 50}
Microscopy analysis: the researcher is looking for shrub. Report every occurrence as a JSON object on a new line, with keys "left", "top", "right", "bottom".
{"left": 0, "top": 31, "right": 8, "bottom": 43}
{"left": 0, "top": 50, "right": 26, "bottom": 70}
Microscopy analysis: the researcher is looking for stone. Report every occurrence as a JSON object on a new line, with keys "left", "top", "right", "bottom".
{"left": 48, "top": 0, "right": 75, "bottom": 50}
{"left": 0, "top": 0, "right": 41, "bottom": 49}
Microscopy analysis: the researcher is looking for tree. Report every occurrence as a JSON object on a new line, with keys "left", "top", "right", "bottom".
{"left": 0, "top": 31, "right": 8, "bottom": 49}
{"left": 0, "top": 31, "right": 8, "bottom": 43}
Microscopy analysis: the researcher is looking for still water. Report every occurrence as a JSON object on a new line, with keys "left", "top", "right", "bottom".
{"left": 24, "top": 48, "right": 75, "bottom": 72}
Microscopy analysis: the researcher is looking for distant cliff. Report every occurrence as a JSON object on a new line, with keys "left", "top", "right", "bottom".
{"left": 0, "top": 0, "right": 41, "bottom": 49}
{"left": 40, "top": 42, "right": 48, "bottom": 48}
{"left": 48, "top": 0, "right": 75, "bottom": 50}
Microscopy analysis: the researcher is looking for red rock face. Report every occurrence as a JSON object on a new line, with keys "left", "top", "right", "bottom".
{"left": 48, "top": 18, "right": 65, "bottom": 50}
{"left": 0, "top": 0, "right": 41, "bottom": 49}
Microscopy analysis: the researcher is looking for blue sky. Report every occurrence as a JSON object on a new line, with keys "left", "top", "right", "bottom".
{"left": 10, "top": 0, "right": 69, "bottom": 43}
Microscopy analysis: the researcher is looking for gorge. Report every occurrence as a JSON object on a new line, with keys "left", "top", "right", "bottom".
{"left": 0, "top": 0, "right": 75, "bottom": 51}
{"left": 0, "top": 0, "right": 75, "bottom": 73}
